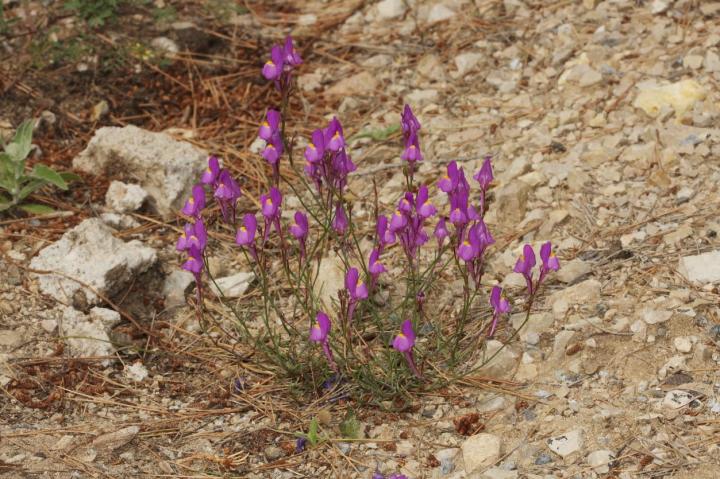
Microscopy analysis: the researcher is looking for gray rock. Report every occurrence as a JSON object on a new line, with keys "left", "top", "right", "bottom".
{"left": 325, "top": 71, "right": 378, "bottom": 97}
{"left": 548, "top": 279, "right": 601, "bottom": 315}
{"left": 30, "top": 219, "right": 157, "bottom": 305}
{"left": 314, "top": 254, "right": 345, "bottom": 310}
{"left": 264, "top": 445, "right": 284, "bottom": 461}
{"left": 100, "top": 213, "right": 141, "bottom": 230}
{"left": 105, "top": 181, "right": 148, "bottom": 213}
{"left": 426, "top": 3, "right": 455, "bottom": 24}
{"left": 481, "top": 468, "right": 518, "bottom": 479}
{"left": 587, "top": 449, "right": 615, "bottom": 474}
{"left": 673, "top": 336, "right": 692, "bottom": 353}
{"left": 61, "top": 306, "right": 116, "bottom": 363}
{"left": 678, "top": 250, "right": 720, "bottom": 283}
{"left": 556, "top": 259, "right": 591, "bottom": 283}
{"left": 462, "top": 433, "right": 501, "bottom": 473}
{"left": 547, "top": 429, "right": 584, "bottom": 457}
{"left": 89, "top": 307, "right": 122, "bottom": 329}
{"left": 151, "top": 36, "right": 179, "bottom": 55}
{"left": 376, "top": 0, "right": 406, "bottom": 19}
{"left": 494, "top": 180, "right": 531, "bottom": 224}
{"left": 0, "top": 329, "right": 23, "bottom": 347}
{"left": 662, "top": 389, "right": 697, "bottom": 409}
{"left": 435, "top": 448, "right": 458, "bottom": 474}
{"left": 210, "top": 271, "right": 255, "bottom": 298}
{"left": 163, "top": 270, "right": 194, "bottom": 308}
{"left": 476, "top": 340, "right": 517, "bottom": 378}
{"left": 73, "top": 125, "right": 207, "bottom": 218}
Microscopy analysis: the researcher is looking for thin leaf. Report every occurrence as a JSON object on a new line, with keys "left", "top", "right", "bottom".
{"left": 17, "top": 179, "right": 47, "bottom": 201}
{"left": 60, "top": 172, "right": 82, "bottom": 182}
{"left": 30, "top": 164, "right": 68, "bottom": 190}
{"left": 5, "top": 119, "right": 33, "bottom": 163}
{"left": 19, "top": 203, "right": 55, "bottom": 215}
{"left": 0, "top": 153, "right": 15, "bottom": 185}
{"left": 0, "top": 202, "right": 12, "bottom": 212}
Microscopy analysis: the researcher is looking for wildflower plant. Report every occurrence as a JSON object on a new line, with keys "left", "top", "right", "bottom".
{"left": 176, "top": 36, "right": 562, "bottom": 403}
{"left": 0, "top": 119, "right": 78, "bottom": 214}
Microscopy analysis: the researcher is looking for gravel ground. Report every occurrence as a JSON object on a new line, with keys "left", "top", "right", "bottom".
{"left": 3, "top": 0, "right": 720, "bottom": 478}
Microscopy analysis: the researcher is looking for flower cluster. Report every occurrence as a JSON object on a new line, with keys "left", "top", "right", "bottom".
{"left": 178, "top": 185, "right": 208, "bottom": 293}
{"left": 258, "top": 109, "right": 284, "bottom": 182}
{"left": 262, "top": 36, "right": 302, "bottom": 90}
{"left": 304, "top": 117, "right": 356, "bottom": 206}
{"left": 175, "top": 34, "right": 567, "bottom": 401}
{"left": 384, "top": 185, "right": 436, "bottom": 263}
{"left": 201, "top": 156, "right": 242, "bottom": 225}
{"left": 514, "top": 241, "right": 560, "bottom": 296}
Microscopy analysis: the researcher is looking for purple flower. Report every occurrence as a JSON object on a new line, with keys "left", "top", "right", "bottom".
{"left": 310, "top": 311, "right": 337, "bottom": 371}
{"left": 490, "top": 285, "right": 511, "bottom": 314}
{"left": 376, "top": 215, "right": 396, "bottom": 252}
{"left": 187, "top": 218, "right": 207, "bottom": 251}
{"left": 368, "top": 249, "right": 386, "bottom": 277}
{"left": 290, "top": 211, "right": 308, "bottom": 241}
{"left": 488, "top": 285, "right": 510, "bottom": 338}
{"left": 333, "top": 203, "right": 348, "bottom": 235}
{"left": 182, "top": 245, "right": 203, "bottom": 275}
{"left": 538, "top": 241, "right": 560, "bottom": 285}
{"left": 176, "top": 223, "right": 194, "bottom": 251}
{"left": 201, "top": 155, "right": 220, "bottom": 185}
{"left": 456, "top": 221, "right": 494, "bottom": 286}
{"left": 214, "top": 170, "right": 241, "bottom": 201}
{"left": 295, "top": 437, "right": 307, "bottom": 454}
{"left": 345, "top": 267, "right": 368, "bottom": 301}
{"left": 310, "top": 311, "right": 331, "bottom": 342}
{"left": 214, "top": 170, "right": 242, "bottom": 224}
{"left": 262, "top": 45, "right": 284, "bottom": 80}
{"left": 457, "top": 240, "right": 475, "bottom": 262}
{"left": 434, "top": 217, "right": 448, "bottom": 247}
{"left": 368, "top": 248, "right": 386, "bottom": 288}
{"left": 474, "top": 156, "right": 493, "bottom": 191}
{"left": 283, "top": 35, "right": 303, "bottom": 67}
{"left": 262, "top": 135, "right": 283, "bottom": 165}
{"left": 438, "top": 161, "right": 459, "bottom": 193}
{"left": 325, "top": 117, "right": 345, "bottom": 152}
{"left": 415, "top": 185, "right": 436, "bottom": 219}
{"left": 540, "top": 241, "right": 560, "bottom": 272}
{"left": 259, "top": 109, "right": 281, "bottom": 141}
{"left": 261, "top": 187, "right": 282, "bottom": 220}
{"left": 401, "top": 104, "right": 421, "bottom": 136}
{"left": 389, "top": 208, "right": 408, "bottom": 233}
{"left": 290, "top": 211, "right": 309, "bottom": 259}
{"left": 401, "top": 131, "right": 423, "bottom": 163}
{"left": 392, "top": 320, "right": 421, "bottom": 379}
{"left": 392, "top": 319, "right": 416, "bottom": 352}
{"left": 514, "top": 244, "right": 537, "bottom": 294}
{"left": 181, "top": 184, "right": 205, "bottom": 217}
{"left": 235, "top": 214, "right": 257, "bottom": 246}
{"left": 305, "top": 129, "right": 325, "bottom": 164}
{"left": 372, "top": 471, "right": 385, "bottom": 479}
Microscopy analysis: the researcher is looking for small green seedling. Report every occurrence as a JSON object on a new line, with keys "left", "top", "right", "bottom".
{"left": 0, "top": 120, "right": 79, "bottom": 214}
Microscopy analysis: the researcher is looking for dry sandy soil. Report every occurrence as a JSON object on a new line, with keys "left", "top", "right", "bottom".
{"left": 2, "top": 0, "right": 720, "bottom": 478}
